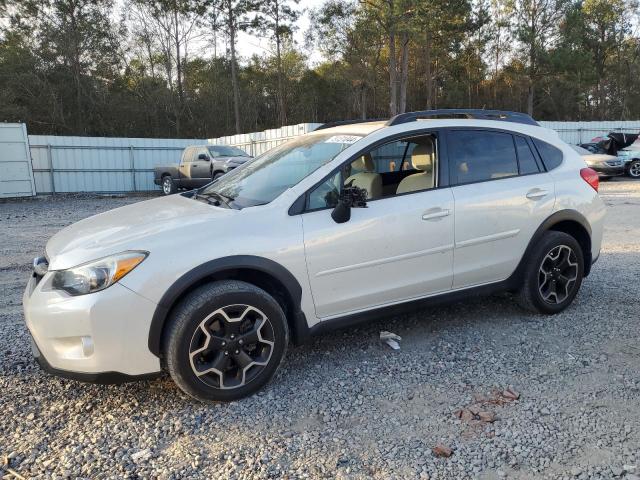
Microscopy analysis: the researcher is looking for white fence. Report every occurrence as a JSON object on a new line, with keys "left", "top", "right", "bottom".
{"left": 539, "top": 121, "right": 640, "bottom": 145}
{"left": 0, "top": 120, "right": 638, "bottom": 197}
{"left": 29, "top": 135, "right": 208, "bottom": 194}
{"left": 208, "top": 123, "right": 321, "bottom": 157}
{"left": 0, "top": 123, "right": 36, "bottom": 198}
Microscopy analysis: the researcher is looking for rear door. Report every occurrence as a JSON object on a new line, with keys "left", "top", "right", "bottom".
{"left": 446, "top": 129, "right": 555, "bottom": 288}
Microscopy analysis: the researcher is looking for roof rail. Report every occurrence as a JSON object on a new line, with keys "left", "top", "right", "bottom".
{"left": 314, "top": 118, "right": 387, "bottom": 131}
{"left": 386, "top": 109, "right": 539, "bottom": 127}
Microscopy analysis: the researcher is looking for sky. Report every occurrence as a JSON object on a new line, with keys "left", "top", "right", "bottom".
{"left": 113, "top": 0, "right": 328, "bottom": 66}
{"left": 234, "top": 0, "right": 325, "bottom": 63}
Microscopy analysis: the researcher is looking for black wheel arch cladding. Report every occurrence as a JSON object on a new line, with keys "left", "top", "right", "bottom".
{"left": 148, "top": 255, "right": 305, "bottom": 357}
{"left": 511, "top": 209, "right": 593, "bottom": 286}
{"left": 147, "top": 209, "right": 593, "bottom": 357}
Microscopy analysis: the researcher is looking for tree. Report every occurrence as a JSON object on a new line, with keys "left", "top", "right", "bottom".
{"left": 252, "top": 0, "right": 299, "bottom": 126}
{"left": 3, "top": 0, "right": 121, "bottom": 133}
{"left": 128, "top": 0, "right": 203, "bottom": 135}
{"left": 509, "top": 0, "right": 568, "bottom": 115}
{"left": 310, "top": 0, "right": 384, "bottom": 119}
{"left": 358, "top": 0, "right": 411, "bottom": 116}
{"left": 581, "top": 0, "right": 634, "bottom": 117}
{"left": 210, "top": 0, "right": 253, "bottom": 134}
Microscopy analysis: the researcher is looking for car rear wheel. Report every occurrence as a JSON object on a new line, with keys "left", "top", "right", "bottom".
{"left": 164, "top": 280, "right": 289, "bottom": 402}
{"left": 517, "top": 231, "right": 584, "bottom": 314}
{"left": 162, "top": 175, "right": 177, "bottom": 195}
{"left": 627, "top": 159, "right": 640, "bottom": 178}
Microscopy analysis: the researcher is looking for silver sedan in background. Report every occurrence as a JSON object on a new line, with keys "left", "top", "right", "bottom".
{"left": 570, "top": 145, "right": 625, "bottom": 178}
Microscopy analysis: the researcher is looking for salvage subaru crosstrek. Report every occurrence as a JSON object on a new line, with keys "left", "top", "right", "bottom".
{"left": 24, "top": 110, "right": 606, "bottom": 402}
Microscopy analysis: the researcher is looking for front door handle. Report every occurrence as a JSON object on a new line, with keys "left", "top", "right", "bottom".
{"left": 526, "top": 188, "right": 548, "bottom": 200}
{"left": 422, "top": 208, "right": 451, "bottom": 221}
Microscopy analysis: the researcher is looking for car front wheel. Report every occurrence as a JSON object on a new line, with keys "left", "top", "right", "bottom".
{"left": 162, "top": 176, "right": 177, "bottom": 195}
{"left": 627, "top": 159, "right": 640, "bottom": 178}
{"left": 517, "top": 231, "right": 584, "bottom": 314}
{"left": 164, "top": 280, "right": 289, "bottom": 402}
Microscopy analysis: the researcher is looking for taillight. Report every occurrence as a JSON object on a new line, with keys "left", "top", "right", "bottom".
{"left": 580, "top": 168, "right": 599, "bottom": 192}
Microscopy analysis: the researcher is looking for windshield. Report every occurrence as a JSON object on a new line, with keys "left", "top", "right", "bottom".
{"left": 199, "top": 134, "right": 362, "bottom": 208}
{"left": 208, "top": 145, "right": 250, "bottom": 157}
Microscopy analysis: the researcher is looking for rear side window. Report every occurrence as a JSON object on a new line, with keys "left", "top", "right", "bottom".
{"left": 532, "top": 138, "right": 563, "bottom": 170}
{"left": 449, "top": 130, "right": 518, "bottom": 184}
{"left": 515, "top": 136, "right": 541, "bottom": 174}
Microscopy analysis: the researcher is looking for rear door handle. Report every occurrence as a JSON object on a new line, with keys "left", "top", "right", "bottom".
{"left": 422, "top": 208, "right": 451, "bottom": 221}
{"left": 526, "top": 188, "right": 548, "bottom": 200}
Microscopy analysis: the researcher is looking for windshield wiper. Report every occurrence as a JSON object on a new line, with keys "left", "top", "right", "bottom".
{"left": 195, "top": 191, "right": 235, "bottom": 209}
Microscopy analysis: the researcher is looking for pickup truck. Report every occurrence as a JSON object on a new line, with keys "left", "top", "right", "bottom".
{"left": 154, "top": 144, "right": 251, "bottom": 195}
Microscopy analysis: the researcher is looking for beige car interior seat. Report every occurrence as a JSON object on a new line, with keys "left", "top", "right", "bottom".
{"left": 396, "top": 138, "right": 436, "bottom": 194}
{"left": 345, "top": 153, "right": 383, "bottom": 199}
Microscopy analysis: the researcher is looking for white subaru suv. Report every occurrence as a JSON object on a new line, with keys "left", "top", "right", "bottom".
{"left": 23, "top": 110, "right": 606, "bottom": 402}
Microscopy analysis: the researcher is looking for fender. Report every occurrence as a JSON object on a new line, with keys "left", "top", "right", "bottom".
{"left": 147, "top": 255, "right": 304, "bottom": 357}
{"left": 508, "top": 208, "right": 593, "bottom": 287}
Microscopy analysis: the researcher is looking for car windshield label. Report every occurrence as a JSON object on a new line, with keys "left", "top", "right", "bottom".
{"left": 324, "top": 135, "right": 361, "bottom": 144}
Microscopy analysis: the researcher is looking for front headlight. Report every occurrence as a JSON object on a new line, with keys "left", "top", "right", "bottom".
{"left": 50, "top": 251, "right": 148, "bottom": 296}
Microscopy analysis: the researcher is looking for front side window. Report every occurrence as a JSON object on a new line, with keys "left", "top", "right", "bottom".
{"left": 449, "top": 130, "right": 518, "bottom": 184}
{"left": 197, "top": 148, "right": 210, "bottom": 161}
{"left": 199, "top": 134, "right": 361, "bottom": 208}
{"left": 306, "top": 134, "right": 438, "bottom": 211}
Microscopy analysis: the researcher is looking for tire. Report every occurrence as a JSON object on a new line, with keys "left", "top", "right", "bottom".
{"left": 164, "top": 280, "right": 289, "bottom": 402}
{"left": 162, "top": 175, "right": 177, "bottom": 195}
{"left": 627, "top": 159, "right": 640, "bottom": 178}
{"left": 212, "top": 171, "right": 224, "bottom": 181}
{"left": 517, "top": 231, "right": 584, "bottom": 314}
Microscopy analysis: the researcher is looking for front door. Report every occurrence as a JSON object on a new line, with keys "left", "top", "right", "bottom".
{"left": 301, "top": 133, "right": 455, "bottom": 319}
{"left": 190, "top": 147, "right": 213, "bottom": 186}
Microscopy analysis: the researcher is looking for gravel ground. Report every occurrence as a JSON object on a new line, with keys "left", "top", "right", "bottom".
{"left": 0, "top": 181, "right": 639, "bottom": 480}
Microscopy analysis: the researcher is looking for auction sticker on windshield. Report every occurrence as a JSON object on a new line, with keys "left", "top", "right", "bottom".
{"left": 324, "top": 135, "right": 361, "bottom": 144}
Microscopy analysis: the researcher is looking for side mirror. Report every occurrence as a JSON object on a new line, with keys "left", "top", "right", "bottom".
{"left": 331, "top": 201, "right": 351, "bottom": 223}
{"left": 198, "top": 153, "right": 209, "bottom": 161}
{"left": 331, "top": 186, "right": 368, "bottom": 224}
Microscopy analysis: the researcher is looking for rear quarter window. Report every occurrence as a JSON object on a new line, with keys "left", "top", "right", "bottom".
{"left": 532, "top": 138, "right": 563, "bottom": 170}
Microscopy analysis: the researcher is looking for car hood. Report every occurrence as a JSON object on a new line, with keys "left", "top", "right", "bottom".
{"left": 45, "top": 194, "right": 235, "bottom": 270}
{"left": 221, "top": 156, "right": 250, "bottom": 164}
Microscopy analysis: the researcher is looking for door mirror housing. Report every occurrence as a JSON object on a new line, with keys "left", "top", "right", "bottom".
{"left": 198, "top": 153, "right": 209, "bottom": 161}
{"left": 331, "top": 186, "right": 368, "bottom": 224}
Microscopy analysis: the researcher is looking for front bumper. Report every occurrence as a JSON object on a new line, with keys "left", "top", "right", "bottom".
{"left": 23, "top": 274, "right": 161, "bottom": 382}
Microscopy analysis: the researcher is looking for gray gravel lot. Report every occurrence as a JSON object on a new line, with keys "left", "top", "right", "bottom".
{"left": 1, "top": 181, "right": 639, "bottom": 479}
